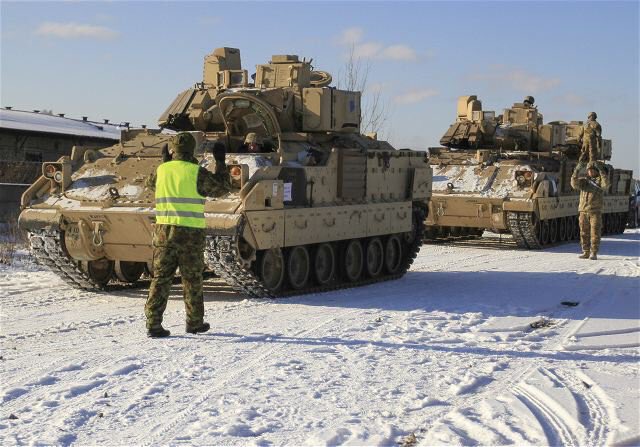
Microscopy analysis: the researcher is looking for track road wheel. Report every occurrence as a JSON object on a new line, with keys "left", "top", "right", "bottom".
{"left": 404, "top": 209, "right": 421, "bottom": 245}
{"left": 342, "top": 240, "right": 363, "bottom": 282}
{"left": 540, "top": 220, "right": 550, "bottom": 246}
{"left": 384, "top": 235, "right": 403, "bottom": 274}
{"left": 114, "top": 260, "right": 145, "bottom": 283}
{"left": 313, "top": 243, "right": 335, "bottom": 286}
{"left": 549, "top": 219, "right": 558, "bottom": 244}
{"left": 624, "top": 213, "right": 631, "bottom": 232}
{"left": 559, "top": 217, "right": 568, "bottom": 241}
{"left": 258, "top": 249, "right": 284, "bottom": 293}
{"left": 572, "top": 216, "right": 580, "bottom": 240}
{"left": 564, "top": 217, "right": 572, "bottom": 241}
{"left": 83, "top": 259, "right": 114, "bottom": 287}
{"left": 424, "top": 227, "right": 438, "bottom": 240}
{"left": 287, "top": 246, "right": 310, "bottom": 290}
{"left": 365, "top": 238, "right": 384, "bottom": 278}
{"left": 618, "top": 214, "right": 626, "bottom": 233}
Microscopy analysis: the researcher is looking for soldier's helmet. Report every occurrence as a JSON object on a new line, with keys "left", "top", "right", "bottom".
{"left": 244, "top": 132, "right": 263, "bottom": 145}
{"left": 171, "top": 132, "right": 196, "bottom": 156}
{"left": 588, "top": 112, "right": 597, "bottom": 120}
{"left": 523, "top": 95, "right": 535, "bottom": 106}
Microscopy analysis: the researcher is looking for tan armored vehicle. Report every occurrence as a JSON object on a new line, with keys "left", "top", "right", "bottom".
{"left": 425, "top": 95, "right": 631, "bottom": 248}
{"left": 19, "top": 47, "right": 432, "bottom": 296}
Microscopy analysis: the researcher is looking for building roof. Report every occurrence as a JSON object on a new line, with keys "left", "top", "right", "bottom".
{"left": 0, "top": 109, "right": 123, "bottom": 140}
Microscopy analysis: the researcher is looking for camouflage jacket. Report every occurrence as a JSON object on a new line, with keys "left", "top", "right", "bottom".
{"left": 581, "top": 120, "right": 602, "bottom": 145}
{"left": 146, "top": 154, "right": 231, "bottom": 198}
{"left": 571, "top": 165, "right": 610, "bottom": 213}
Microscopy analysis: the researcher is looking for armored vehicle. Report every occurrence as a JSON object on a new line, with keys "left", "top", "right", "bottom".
{"left": 19, "top": 47, "right": 432, "bottom": 297}
{"left": 425, "top": 95, "right": 631, "bottom": 248}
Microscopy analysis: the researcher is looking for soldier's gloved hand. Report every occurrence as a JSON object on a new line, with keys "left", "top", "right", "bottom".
{"left": 162, "top": 143, "right": 172, "bottom": 163}
{"left": 213, "top": 143, "right": 226, "bottom": 164}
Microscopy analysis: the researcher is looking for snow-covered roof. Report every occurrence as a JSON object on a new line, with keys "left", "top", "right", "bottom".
{"left": 0, "top": 109, "right": 123, "bottom": 140}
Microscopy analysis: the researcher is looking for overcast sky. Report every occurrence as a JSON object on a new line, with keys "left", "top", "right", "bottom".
{"left": 1, "top": 1, "right": 638, "bottom": 174}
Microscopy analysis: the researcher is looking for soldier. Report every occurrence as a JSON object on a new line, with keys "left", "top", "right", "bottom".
{"left": 571, "top": 161, "right": 609, "bottom": 260}
{"left": 523, "top": 95, "right": 535, "bottom": 108}
{"left": 579, "top": 112, "right": 602, "bottom": 163}
{"left": 238, "top": 132, "right": 264, "bottom": 153}
{"left": 145, "top": 132, "right": 230, "bottom": 338}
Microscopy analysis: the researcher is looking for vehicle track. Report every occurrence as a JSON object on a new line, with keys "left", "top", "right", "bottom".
{"left": 542, "top": 367, "right": 610, "bottom": 446}
{"left": 206, "top": 205, "right": 426, "bottom": 298}
{"left": 513, "top": 379, "right": 579, "bottom": 446}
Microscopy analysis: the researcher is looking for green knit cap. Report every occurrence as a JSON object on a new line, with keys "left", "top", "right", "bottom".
{"left": 170, "top": 132, "right": 196, "bottom": 156}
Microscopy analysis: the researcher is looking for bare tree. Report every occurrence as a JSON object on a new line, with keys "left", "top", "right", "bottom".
{"left": 338, "top": 44, "right": 389, "bottom": 137}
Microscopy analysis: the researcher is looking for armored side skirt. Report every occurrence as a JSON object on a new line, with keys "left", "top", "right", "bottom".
{"left": 426, "top": 194, "right": 629, "bottom": 231}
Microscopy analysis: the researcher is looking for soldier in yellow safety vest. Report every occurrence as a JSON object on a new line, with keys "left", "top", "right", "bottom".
{"left": 145, "top": 133, "right": 230, "bottom": 338}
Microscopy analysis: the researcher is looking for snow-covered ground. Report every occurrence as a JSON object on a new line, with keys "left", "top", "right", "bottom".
{"left": 1, "top": 231, "right": 639, "bottom": 446}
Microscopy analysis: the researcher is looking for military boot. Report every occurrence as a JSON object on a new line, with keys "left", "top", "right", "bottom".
{"left": 186, "top": 322, "right": 210, "bottom": 334}
{"left": 578, "top": 252, "right": 590, "bottom": 259}
{"left": 589, "top": 253, "right": 598, "bottom": 260}
{"left": 147, "top": 326, "right": 171, "bottom": 338}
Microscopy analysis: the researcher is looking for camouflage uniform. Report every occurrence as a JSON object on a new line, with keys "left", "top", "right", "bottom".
{"left": 570, "top": 161, "right": 609, "bottom": 258}
{"left": 579, "top": 113, "right": 602, "bottom": 163}
{"left": 145, "top": 133, "right": 230, "bottom": 334}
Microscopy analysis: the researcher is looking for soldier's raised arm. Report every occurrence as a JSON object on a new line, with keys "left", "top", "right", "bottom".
{"left": 197, "top": 142, "right": 231, "bottom": 198}
{"left": 146, "top": 172, "right": 157, "bottom": 190}
{"left": 571, "top": 162, "right": 584, "bottom": 190}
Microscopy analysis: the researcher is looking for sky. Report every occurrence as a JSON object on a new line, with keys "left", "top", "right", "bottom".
{"left": 1, "top": 1, "right": 638, "bottom": 174}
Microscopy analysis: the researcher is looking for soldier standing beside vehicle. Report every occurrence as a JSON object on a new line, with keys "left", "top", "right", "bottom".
{"left": 579, "top": 112, "right": 602, "bottom": 163}
{"left": 145, "top": 132, "right": 230, "bottom": 338}
{"left": 571, "top": 161, "right": 609, "bottom": 260}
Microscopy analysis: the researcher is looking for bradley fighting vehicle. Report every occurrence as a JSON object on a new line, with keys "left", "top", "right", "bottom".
{"left": 425, "top": 95, "right": 631, "bottom": 248}
{"left": 19, "top": 47, "right": 432, "bottom": 297}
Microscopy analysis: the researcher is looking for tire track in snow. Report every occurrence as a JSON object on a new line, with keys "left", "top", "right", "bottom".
{"left": 1, "top": 298, "right": 277, "bottom": 414}
{"left": 3, "top": 301, "right": 303, "bottom": 444}
{"left": 512, "top": 378, "right": 579, "bottom": 446}
{"left": 408, "top": 253, "right": 632, "bottom": 445}
{"left": 544, "top": 368, "right": 610, "bottom": 446}
{"left": 139, "top": 305, "right": 366, "bottom": 445}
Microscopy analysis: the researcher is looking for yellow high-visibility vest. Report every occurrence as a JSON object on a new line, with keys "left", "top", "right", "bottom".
{"left": 155, "top": 160, "right": 205, "bottom": 229}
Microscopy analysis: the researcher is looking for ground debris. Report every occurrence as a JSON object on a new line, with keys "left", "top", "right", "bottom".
{"left": 529, "top": 317, "right": 555, "bottom": 330}
{"left": 399, "top": 432, "right": 417, "bottom": 446}
{"left": 561, "top": 301, "right": 580, "bottom": 307}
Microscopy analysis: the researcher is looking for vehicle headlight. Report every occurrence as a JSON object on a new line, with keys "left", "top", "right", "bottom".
{"left": 515, "top": 170, "right": 534, "bottom": 188}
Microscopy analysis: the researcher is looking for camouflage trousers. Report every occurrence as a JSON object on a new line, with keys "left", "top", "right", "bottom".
{"left": 145, "top": 225, "right": 206, "bottom": 330}
{"left": 579, "top": 212, "right": 602, "bottom": 255}
{"left": 579, "top": 140, "right": 598, "bottom": 163}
